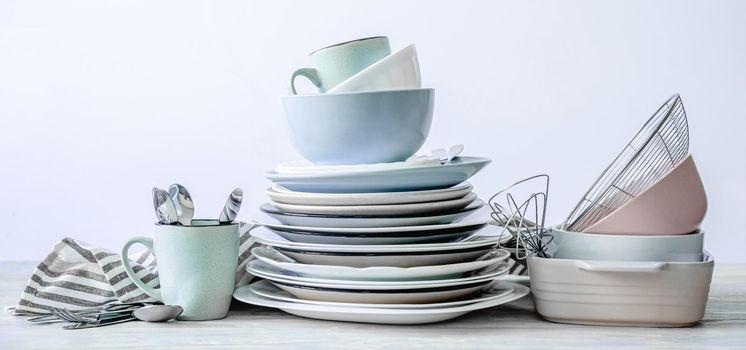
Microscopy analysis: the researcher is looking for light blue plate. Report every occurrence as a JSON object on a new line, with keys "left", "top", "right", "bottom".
{"left": 265, "top": 156, "right": 491, "bottom": 193}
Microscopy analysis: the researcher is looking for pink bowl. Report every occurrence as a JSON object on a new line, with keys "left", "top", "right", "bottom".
{"left": 584, "top": 155, "right": 706, "bottom": 235}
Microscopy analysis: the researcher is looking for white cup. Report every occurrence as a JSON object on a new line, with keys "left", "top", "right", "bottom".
{"left": 328, "top": 44, "right": 421, "bottom": 93}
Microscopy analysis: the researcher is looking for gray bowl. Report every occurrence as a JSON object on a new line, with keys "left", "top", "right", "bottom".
{"left": 282, "top": 88, "right": 434, "bottom": 165}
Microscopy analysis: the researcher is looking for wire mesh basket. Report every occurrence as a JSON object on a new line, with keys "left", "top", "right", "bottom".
{"left": 562, "top": 94, "right": 690, "bottom": 232}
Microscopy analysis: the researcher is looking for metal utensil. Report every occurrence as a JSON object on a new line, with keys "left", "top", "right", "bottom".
{"left": 488, "top": 174, "right": 554, "bottom": 259}
{"left": 168, "top": 184, "right": 195, "bottom": 226}
{"left": 153, "top": 187, "right": 178, "bottom": 224}
{"left": 562, "top": 94, "right": 689, "bottom": 232}
{"left": 63, "top": 315, "right": 137, "bottom": 330}
{"left": 219, "top": 188, "right": 243, "bottom": 224}
{"left": 28, "top": 303, "right": 149, "bottom": 324}
{"left": 132, "top": 305, "right": 183, "bottom": 322}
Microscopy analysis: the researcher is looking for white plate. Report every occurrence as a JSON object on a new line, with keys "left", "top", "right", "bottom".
{"left": 260, "top": 199, "right": 483, "bottom": 229}
{"left": 249, "top": 224, "right": 509, "bottom": 253}
{"left": 252, "top": 246, "right": 510, "bottom": 281}
{"left": 272, "top": 280, "right": 492, "bottom": 304}
{"left": 265, "top": 156, "right": 491, "bottom": 193}
{"left": 278, "top": 246, "right": 498, "bottom": 268}
{"left": 249, "top": 279, "right": 514, "bottom": 309}
{"left": 267, "top": 193, "right": 477, "bottom": 217}
{"left": 267, "top": 182, "right": 473, "bottom": 206}
{"left": 250, "top": 217, "right": 512, "bottom": 247}
{"left": 247, "top": 259, "right": 510, "bottom": 287}
{"left": 233, "top": 282, "right": 530, "bottom": 324}
{"left": 270, "top": 228, "right": 474, "bottom": 245}
{"left": 270, "top": 215, "right": 485, "bottom": 245}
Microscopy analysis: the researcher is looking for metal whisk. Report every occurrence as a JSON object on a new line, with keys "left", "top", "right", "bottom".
{"left": 563, "top": 94, "right": 689, "bottom": 232}
{"left": 488, "top": 175, "right": 554, "bottom": 259}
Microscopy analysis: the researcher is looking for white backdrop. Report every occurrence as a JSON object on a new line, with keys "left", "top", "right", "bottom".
{"left": 1, "top": 0, "right": 744, "bottom": 261}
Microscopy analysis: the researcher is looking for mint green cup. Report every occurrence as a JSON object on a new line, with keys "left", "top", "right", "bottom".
{"left": 290, "top": 36, "right": 391, "bottom": 94}
{"left": 121, "top": 220, "right": 239, "bottom": 321}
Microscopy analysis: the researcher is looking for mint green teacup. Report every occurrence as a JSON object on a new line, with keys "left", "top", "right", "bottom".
{"left": 121, "top": 220, "right": 239, "bottom": 321}
{"left": 290, "top": 36, "right": 391, "bottom": 94}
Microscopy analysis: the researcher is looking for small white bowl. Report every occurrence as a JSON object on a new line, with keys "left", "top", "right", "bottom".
{"left": 551, "top": 227, "right": 703, "bottom": 262}
{"left": 328, "top": 44, "right": 421, "bottom": 93}
{"left": 528, "top": 253, "right": 714, "bottom": 327}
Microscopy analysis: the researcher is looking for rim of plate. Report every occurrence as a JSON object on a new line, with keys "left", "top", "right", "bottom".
{"left": 247, "top": 260, "right": 511, "bottom": 287}
{"left": 232, "top": 282, "right": 530, "bottom": 315}
{"left": 268, "top": 181, "right": 473, "bottom": 198}
{"left": 252, "top": 247, "right": 510, "bottom": 274}
{"left": 251, "top": 232, "right": 505, "bottom": 253}
{"left": 252, "top": 217, "right": 491, "bottom": 234}
{"left": 261, "top": 198, "right": 483, "bottom": 219}
{"left": 249, "top": 279, "right": 514, "bottom": 309}
{"left": 265, "top": 156, "right": 492, "bottom": 179}
{"left": 248, "top": 226, "right": 511, "bottom": 253}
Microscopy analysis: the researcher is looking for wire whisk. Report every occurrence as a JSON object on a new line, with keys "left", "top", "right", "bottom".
{"left": 488, "top": 175, "right": 554, "bottom": 259}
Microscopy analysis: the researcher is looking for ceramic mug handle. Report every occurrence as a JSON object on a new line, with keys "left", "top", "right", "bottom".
{"left": 290, "top": 67, "right": 322, "bottom": 94}
{"left": 121, "top": 237, "right": 162, "bottom": 301}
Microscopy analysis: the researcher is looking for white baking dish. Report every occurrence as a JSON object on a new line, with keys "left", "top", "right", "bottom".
{"left": 527, "top": 252, "right": 714, "bottom": 327}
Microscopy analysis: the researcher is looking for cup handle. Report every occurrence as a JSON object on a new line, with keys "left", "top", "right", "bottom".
{"left": 290, "top": 67, "right": 322, "bottom": 94}
{"left": 121, "top": 237, "right": 162, "bottom": 301}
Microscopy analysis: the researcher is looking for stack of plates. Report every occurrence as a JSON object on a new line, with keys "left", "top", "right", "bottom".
{"left": 234, "top": 156, "right": 530, "bottom": 324}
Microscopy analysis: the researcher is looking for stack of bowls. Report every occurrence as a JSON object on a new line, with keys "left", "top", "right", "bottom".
{"left": 529, "top": 156, "right": 713, "bottom": 327}
{"left": 233, "top": 37, "right": 530, "bottom": 324}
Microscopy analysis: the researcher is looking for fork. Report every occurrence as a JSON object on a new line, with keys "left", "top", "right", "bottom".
{"left": 51, "top": 308, "right": 91, "bottom": 323}
{"left": 63, "top": 315, "right": 137, "bottom": 330}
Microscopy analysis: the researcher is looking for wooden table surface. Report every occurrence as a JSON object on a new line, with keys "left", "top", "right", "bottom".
{"left": 1, "top": 261, "right": 744, "bottom": 349}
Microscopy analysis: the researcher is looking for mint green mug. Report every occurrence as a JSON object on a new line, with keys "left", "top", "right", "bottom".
{"left": 121, "top": 220, "right": 239, "bottom": 321}
{"left": 290, "top": 36, "right": 391, "bottom": 94}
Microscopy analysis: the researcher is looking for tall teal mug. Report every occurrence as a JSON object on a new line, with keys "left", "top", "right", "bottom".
{"left": 121, "top": 220, "right": 239, "bottom": 321}
{"left": 290, "top": 36, "right": 391, "bottom": 94}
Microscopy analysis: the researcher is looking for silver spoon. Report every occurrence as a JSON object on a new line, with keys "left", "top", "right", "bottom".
{"left": 219, "top": 188, "right": 243, "bottom": 224}
{"left": 132, "top": 305, "right": 183, "bottom": 322}
{"left": 168, "top": 184, "right": 194, "bottom": 226}
{"left": 152, "top": 187, "right": 178, "bottom": 224}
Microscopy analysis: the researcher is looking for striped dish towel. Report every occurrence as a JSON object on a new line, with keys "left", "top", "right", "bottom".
{"left": 9, "top": 223, "right": 258, "bottom": 315}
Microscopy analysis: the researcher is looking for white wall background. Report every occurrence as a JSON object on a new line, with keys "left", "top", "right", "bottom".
{"left": 1, "top": 0, "right": 744, "bottom": 261}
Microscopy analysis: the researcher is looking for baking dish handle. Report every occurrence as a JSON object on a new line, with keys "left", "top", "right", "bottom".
{"left": 576, "top": 260, "right": 667, "bottom": 272}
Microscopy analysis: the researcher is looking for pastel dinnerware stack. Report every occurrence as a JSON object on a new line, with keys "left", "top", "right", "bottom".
{"left": 528, "top": 94, "right": 714, "bottom": 327}
{"left": 232, "top": 37, "right": 531, "bottom": 325}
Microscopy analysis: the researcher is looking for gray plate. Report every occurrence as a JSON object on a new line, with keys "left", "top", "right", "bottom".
{"left": 260, "top": 199, "right": 483, "bottom": 229}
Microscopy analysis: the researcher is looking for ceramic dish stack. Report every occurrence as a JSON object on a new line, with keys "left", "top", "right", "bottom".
{"left": 233, "top": 37, "right": 530, "bottom": 324}
{"left": 240, "top": 161, "right": 532, "bottom": 324}
{"left": 528, "top": 94, "right": 714, "bottom": 327}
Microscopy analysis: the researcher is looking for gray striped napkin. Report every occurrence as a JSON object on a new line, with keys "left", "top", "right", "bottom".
{"left": 9, "top": 223, "right": 258, "bottom": 315}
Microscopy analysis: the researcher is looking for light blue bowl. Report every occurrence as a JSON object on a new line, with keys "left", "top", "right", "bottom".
{"left": 282, "top": 88, "right": 434, "bottom": 165}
